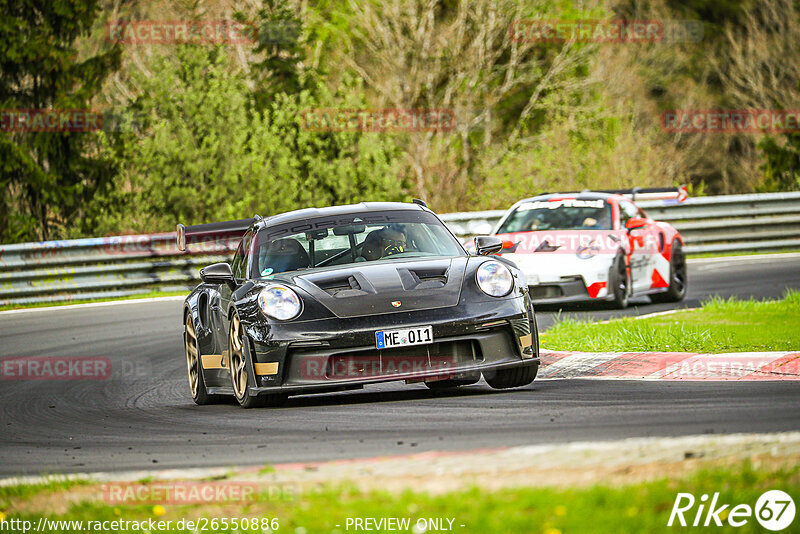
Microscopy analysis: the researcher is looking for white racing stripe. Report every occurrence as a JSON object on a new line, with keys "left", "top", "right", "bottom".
{"left": 0, "top": 295, "right": 185, "bottom": 315}
{"left": 539, "top": 352, "right": 622, "bottom": 378}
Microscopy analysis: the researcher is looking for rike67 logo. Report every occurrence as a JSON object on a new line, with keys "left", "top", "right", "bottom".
{"left": 668, "top": 490, "right": 795, "bottom": 530}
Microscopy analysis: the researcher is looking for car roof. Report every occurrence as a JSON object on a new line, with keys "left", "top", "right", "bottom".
{"left": 513, "top": 192, "right": 621, "bottom": 205}
{"left": 256, "top": 202, "right": 427, "bottom": 229}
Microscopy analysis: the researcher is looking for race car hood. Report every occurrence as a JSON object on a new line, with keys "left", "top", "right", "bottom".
{"left": 288, "top": 257, "right": 468, "bottom": 318}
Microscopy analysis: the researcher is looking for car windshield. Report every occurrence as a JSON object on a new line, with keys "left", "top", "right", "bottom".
{"left": 496, "top": 198, "right": 613, "bottom": 233}
{"left": 249, "top": 210, "right": 464, "bottom": 277}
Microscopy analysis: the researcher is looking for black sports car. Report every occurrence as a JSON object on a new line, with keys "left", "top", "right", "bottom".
{"left": 178, "top": 201, "right": 539, "bottom": 408}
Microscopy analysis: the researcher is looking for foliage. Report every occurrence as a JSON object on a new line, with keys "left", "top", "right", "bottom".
{"left": 4, "top": 460, "right": 799, "bottom": 533}
{"left": 92, "top": 45, "right": 405, "bottom": 234}
{"left": 0, "top": 0, "right": 120, "bottom": 242}
{"left": 758, "top": 133, "right": 800, "bottom": 192}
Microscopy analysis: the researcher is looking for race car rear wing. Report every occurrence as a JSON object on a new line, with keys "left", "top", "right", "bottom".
{"left": 593, "top": 185, "right": 688, "bottom": 203}
{"left": 176, "top": 217, "right": 257, "bottom": 251}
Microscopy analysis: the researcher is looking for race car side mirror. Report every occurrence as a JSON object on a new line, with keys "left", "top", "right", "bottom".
{"left": 474, "top": 236, "right": 504, "bottom": 255}
{"left": 625, "top": 217, "right": 648, "bottom": 231}
{"left": 200, "top": 262, "right": 235, "bottom": 285}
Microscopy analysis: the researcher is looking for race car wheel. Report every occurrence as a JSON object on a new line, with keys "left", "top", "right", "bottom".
{"left": 228, "top": 312, "right": 286, "bottom": 409}
{"left": 607, "top": 253, "right": 629, "bottom": 309}
{"left": 484, "top": 362, "right": 538, "bottom": 389}
{"left": 184, "top": 315, "right": 222, "bottom": 405}
{"left": 650, "top": 240, "right": 687, "bottom": 303}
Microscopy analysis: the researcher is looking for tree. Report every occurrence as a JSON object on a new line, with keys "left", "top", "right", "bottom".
{"left": 94, "top": 45, "right": 405, "bottom": 234}
{"left": 327, "top": 0, "right": 599, "bottom": 210}
{"left": 759, "top": 133, "right": 800, "bottom": 191}
{"left": 0, "top": 0, "right": 120, "bottom": 242}
{"left": 241, "top": 0, "right": 307, "bottom": 109}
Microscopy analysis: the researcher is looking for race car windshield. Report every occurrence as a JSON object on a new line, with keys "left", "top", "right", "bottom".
{"left": 250, "top": 211, "right": 464, "bottom": 277}
{"left": 496, "top": 199, "right": 613, "bottom": 233}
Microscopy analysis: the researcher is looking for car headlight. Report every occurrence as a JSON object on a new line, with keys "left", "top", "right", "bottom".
{"left": 476, "top": 261, "right": 514, "bottom": 297}
{"left": 257, "top": 284, "right": 302, "bottom": 321}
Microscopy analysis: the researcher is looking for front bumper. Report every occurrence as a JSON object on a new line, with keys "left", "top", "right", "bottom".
{"left": 242, "top": 296, "right": 538, "bottom": 395}
{"left": 501, "top": 252, "right": 615, "bottom": 304}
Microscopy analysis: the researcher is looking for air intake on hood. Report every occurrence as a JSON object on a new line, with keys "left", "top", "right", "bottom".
{"left": 397, "top": 266, "right": 448, "bottom": 290}
{"left": 313, "top": 274, "right": 369, "bottom": 297}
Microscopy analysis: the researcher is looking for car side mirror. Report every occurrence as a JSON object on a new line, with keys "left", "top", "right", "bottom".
{"left": 200, "top": 262, "right": 235, "bottom": 285}
{"left": 625, "top": 217, "right": 648, "bottom": 231}
{"left": 474, "top": 236, "right": 504, "bottom": 256}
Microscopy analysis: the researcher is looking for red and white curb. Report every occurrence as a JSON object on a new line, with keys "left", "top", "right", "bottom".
{"left": 540, "top": 351, "right": 800, "bottom": 380}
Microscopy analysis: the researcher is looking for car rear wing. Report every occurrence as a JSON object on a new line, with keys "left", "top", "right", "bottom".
{"left": 595, "top": 185, "right": 688, "bottom": 203}
{"left": 176, "top": 218, "right": 257, "bottom": 251}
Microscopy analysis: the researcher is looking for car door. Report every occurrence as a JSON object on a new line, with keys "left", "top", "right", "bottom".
{"left": 211, "top": 231, "right": 251, "bottom": 373}
{"left": 619, "top": 200, "right": 658, "bottom": 293}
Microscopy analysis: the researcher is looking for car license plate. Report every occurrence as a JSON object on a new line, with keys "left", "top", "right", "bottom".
{"left": 376, "top": 326, "right": 433, "bottom": 350}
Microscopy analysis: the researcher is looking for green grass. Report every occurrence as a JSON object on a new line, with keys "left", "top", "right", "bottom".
{"left": 1, "top": 460, "right": 797, "bottom": 533}
{"left": 0, "top": 290, "right": 188, "bottom": 312}
{"left": 0, "top": 478, "right": 89, "bottom": 510}
{"left": 541, "top": 291, "right": 800, "bottom": 352}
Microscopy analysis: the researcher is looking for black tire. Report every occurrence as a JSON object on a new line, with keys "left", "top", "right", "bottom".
{"left": 184, "top": 315, "right": 223, "bottom": 405}
{"left": 606, "top": 253, "right": 630, "bottom": 309}
{"left": 228, "top": 312, "right": 287, "bottom": 409}
{"left": 484, "top": 362, "right": 538, "bottom": 389}
{"left": 650, "top": 240, "right": 687, "bottom": 303}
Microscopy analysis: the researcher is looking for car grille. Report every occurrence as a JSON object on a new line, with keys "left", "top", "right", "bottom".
{"left": 324, "top": 340, "right": 482, "bottom": 380}
{"left": 530, "top": 285, "right": 564, "bottom": 299}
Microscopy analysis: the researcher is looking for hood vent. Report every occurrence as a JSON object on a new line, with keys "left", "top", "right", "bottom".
{"left": 308, "top": 273, "right": 372, "bottom": 298}
{"left": 293, "top": 258, "right": 466, "bottom": 318}
{"left": 398, "top": 266, "right": 448, "bottom": 290}
{"left": 535, "top": 240, "right": 561, "bottom": 252}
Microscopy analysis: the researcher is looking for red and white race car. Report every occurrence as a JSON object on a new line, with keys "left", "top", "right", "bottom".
{"left": 487, "top": 188, "right": 688, "bottom": 308}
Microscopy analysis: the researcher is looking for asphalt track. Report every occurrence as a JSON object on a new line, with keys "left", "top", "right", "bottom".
{"left": 1, "top": 255, "right": 799, "bottom": 477}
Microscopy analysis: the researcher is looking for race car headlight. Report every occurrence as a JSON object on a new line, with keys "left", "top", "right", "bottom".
{"left": 257, "top": 284, "right": 302, "bottom": 321}
{"left": 476, "top": 261, "right": 514, "bottom": 297}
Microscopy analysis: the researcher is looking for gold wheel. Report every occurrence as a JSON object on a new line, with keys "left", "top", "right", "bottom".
{"left": 229, "top": 314, "right": 248, "bottom": 399}
{"left": 184, "top": 316, "right": 200, "bottom": 397}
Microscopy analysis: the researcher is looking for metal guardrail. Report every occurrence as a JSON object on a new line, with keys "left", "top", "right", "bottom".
{"left": 0, "top": 233, "right": 232, "bottom": 306}
{"left": 1, "top": 192, "right": 799, "bottom": 306}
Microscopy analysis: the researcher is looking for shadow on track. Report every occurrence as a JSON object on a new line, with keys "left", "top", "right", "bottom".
{"left": 175, "top": 382, "right": 536, "bottom": 411}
